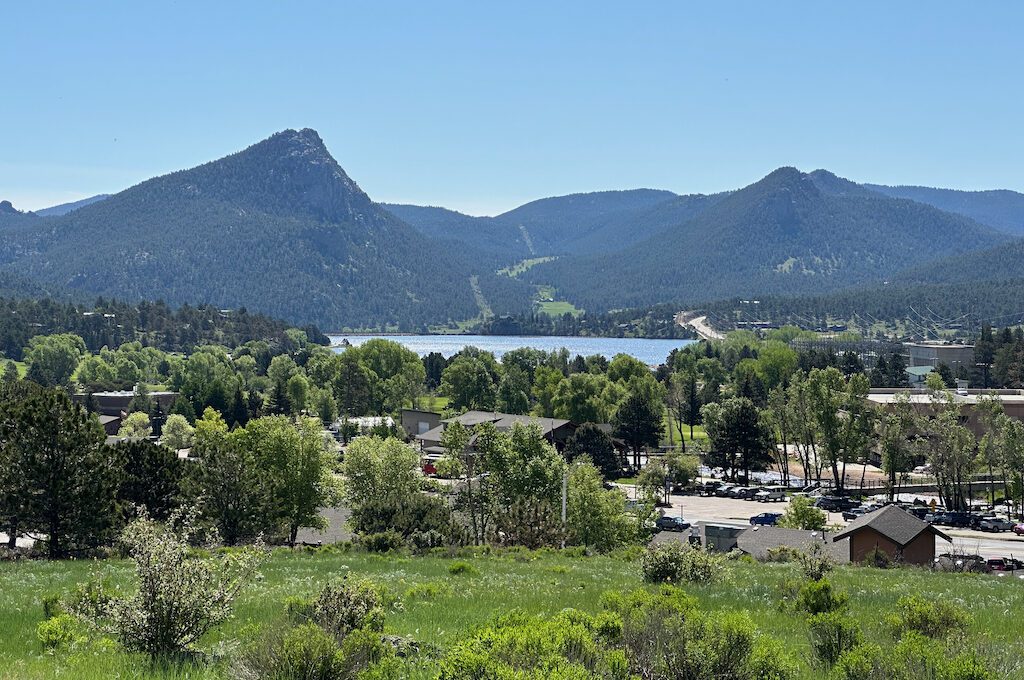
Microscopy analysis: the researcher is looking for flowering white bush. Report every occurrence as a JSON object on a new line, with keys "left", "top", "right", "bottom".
{"left": 104, "top": 510, "right": 265, "bottom": 657}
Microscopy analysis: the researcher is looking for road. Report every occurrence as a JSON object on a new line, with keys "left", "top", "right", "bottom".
{"left": 676, "top": 312, "right": 724, "bottom": 341}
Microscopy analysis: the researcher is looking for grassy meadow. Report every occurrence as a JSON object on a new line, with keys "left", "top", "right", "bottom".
{"left": 2, "top": 548, "right": 1023, "bottom": 679}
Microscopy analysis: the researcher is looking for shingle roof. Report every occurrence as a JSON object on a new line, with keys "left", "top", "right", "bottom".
{"left": 738, "top": 526, "right": 849, "bottom": 562}
{"left": 831, "top": 504, "right": 951, "bottom": 546}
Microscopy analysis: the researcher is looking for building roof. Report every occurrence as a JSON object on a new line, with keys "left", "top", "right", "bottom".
{"left": 738, "top": 526, "right": 849, "bottom": 562}
{"left": 866, "top": 389, "right": 1024, "bottom": 405}
{"left": 440, "top": 410, "right": 571, "bottom": 435}
{"left": 97, "top": 414, "right": 121, "bottom": 425}
{"left": 832, "top": 504, "right": 951, "bottom": 546}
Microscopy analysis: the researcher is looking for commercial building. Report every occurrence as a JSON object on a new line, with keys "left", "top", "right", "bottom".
{"left": 905, "top": 342, "right": 974, "bottom": 371}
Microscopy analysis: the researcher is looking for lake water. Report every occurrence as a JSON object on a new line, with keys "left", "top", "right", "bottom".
{"left": 329, "top": 334, "right": 696, "bottom": 365}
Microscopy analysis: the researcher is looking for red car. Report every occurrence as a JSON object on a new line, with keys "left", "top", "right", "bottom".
{"left": 1013, "top": 523, "right": 1024, "bottom": 536}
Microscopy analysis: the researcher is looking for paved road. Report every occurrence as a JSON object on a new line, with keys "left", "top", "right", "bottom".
{"left": 675, "top": 312, "right": 724, "bottom": 341}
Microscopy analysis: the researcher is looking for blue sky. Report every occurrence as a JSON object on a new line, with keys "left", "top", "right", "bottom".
{"left": 2, "top": 2, "right": 1021, "bottom": 215}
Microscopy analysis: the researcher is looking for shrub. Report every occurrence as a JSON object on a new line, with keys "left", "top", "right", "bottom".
{"left": 447, "top": 561, "right": 477, "bottom": 576}
{"left": 350, "top": 494, "right": 462, "bottom": 546}
{"left": 795, "top": 579, "right": 848, "bottom": 615}
{"left": 764, "top": 545, "right": 803, "bottom": 563}
{"left": 778, "top": 496, "right": 827, "bottom": 531}
{"left": 861, "top": 547, "right": 893, "bottom": 569}
{"left": 618, "top": 589, "right": 796, "bottom": 680}
{"left": 37, "top": 614, "right": 80, "bottom": 650}
{"left": 886, "top": 595, "right": 969, "bottom": 640}
{"left": 830, "top": 643, "right": 887, "bottom": 680}
{"left": 808, "top": 612, "right": 862, "bottom": 667}
{"left": 103, "top": 510, "right": 265, "bottom": 658}
{"left": 359, "top": 531, "right": 406, "bottom": 554}
{"left": 289, "top": 580, "right": 385, "bottom": 641}
{"left": 798, "top": 542, "right": 835, "bottom": 581}
{"left": 437, "top": 608, "right": 628, "bottom": 680}
{"left": 641, "top": 543, "right": 725, "bottom": 584}
{"left": 268, "top": 623, "right": 348, "bottom": 680}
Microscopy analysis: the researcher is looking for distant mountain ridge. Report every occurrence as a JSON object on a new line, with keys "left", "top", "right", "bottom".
{"left": 863, "top": 183, "right": 1024, "bottom": 235}
{"left": 5, "top": 141, "right": 1024, "bottom": 328}
{"left": 0, "top": 129, "right": 530, "bottom": 328}
{"left": 35, "top": 194, "right": 111, "bottom": 216}
{"left": 522, "top": 167, "right": 1009, "bottom": 310}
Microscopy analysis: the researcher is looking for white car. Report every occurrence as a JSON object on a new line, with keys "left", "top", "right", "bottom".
{"left": 755, "top": 488, "right": 785, "bottom": 502}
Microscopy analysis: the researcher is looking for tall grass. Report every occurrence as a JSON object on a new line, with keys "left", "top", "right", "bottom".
{"left": 2, "top": 549, "right": 1022, "bottom": 679}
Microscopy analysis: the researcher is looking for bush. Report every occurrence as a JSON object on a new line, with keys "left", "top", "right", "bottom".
{"left": 289, "top": 580, "right": 385, "bottom": 641}
{"left": 831, "top": 643, "right": 887, "bottom": 680}
{"left": 618, "top": 588, "right": 795, "bottom": 680}
{"left": 886, "top": 595, "right": 969, "bottom": 640}
{"left": 795, "top": 579, "right": 848, "bottom": 615}
{"left": 778, "top": 496, "right": 827, "bottom": 531}
{"left": 268, "top": 623, "right": 348, "bottom": 680}
{"left": 798, "top": 542, "right": 835, "bottom": 581}
{"left": 861, "top": 547, "right": 893, "bottom": 568}
{"left": 437, "top": 608, "right": 629, "bottom": 680}
{"left": 447, "top": 561, "right": 478, "bottom": 576}
{"left": 359, "top": 531, "right": 406, "bottom": 554}
{"left": 641, "top": 543, "right": 725, "bottom": 584}
{"left": 103, "top": 510, "right": 265, "bottom": 658}
{"left": 808, "top": 612, "right": 862, "bottom": 667}
{"left": 37, "top": 614, "right": 80, "bottom": 650}
{"left": 350, "top": 494, "right": 462, "bottom": 546}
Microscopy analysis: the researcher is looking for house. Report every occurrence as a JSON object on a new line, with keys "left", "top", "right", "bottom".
{"left": 414, "top": 410, "right": 578, "bottom": 454}
{"left": 831, "top": 504, "right": 951, "bottom": 565}
{"left": 97, "top": 414, "right": 122, "bottom": 435}
{"left": 73, "top": 389, "right": 179, "bottom": 417}
{"left": 737, "top": 526, "right": 849, "bottom": 562}
{"left": 400, "top": 409, "right": 443, "bottom": 439}
{"left": 905, "top": 365, "right": 935, "bottom": 386}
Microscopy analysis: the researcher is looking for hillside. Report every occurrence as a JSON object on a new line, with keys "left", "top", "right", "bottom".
{"left": 526, "top": 167, "right": 1010, "bottom": 311}
{"left": 865, "top": 183, "right": 1024, "bottom": 235}
{"left": 34, "top": 194, "right": 111, "bottom": 216}
{"left": 0, "top": 130, "right": 530, "bottom": 329}
{"left": 491, "top": 188, "right": 678, "bottom": 254}
{"left": 894, "top": 236, "right": 1024, "bottom": 286}
{"left": 382, "top": 203, "right": 530, "bottom": 258}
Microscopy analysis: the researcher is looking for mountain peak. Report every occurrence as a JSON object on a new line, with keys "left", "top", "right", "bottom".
{"left": 0, "top": 200, "right": 18, "bottom": 214}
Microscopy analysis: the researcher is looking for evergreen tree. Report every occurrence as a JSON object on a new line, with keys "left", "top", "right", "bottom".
{"left": 564, "top": 423, "right": 623, "bottom": 480}
{"left": 229, "top": 387, "right": 249, "bottom": 428}
{"left": 613, "top": 391, "right": 663, "bottom": 469}
{"left": 169, "top": 395, "right": 197, "bottom": 425}
{"left": 114, "top": 440, "right": 183, "bottom": 520}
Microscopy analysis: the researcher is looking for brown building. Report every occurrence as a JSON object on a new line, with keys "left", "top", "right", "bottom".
{"left": 866, "top": 388, "right": 1024, "bottom": 438}
{"left": 832, "top": 505, "right": 950, "bottom": 565}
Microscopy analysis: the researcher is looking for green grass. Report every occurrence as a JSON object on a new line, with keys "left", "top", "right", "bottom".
{"left": 3, "top": 550, "right": 1022, "bottom": 679}
{"left": 497, "top": 256, "right": 557, "bottom": 277}
{"left": 535, "top": 300, "right": 582, "bottom": 317}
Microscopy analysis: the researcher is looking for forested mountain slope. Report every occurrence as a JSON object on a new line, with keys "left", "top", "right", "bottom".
{"left": 0, "top": 129, "right": 530, "bottom": 329}
{"left": 526, "top": 167, "right": 1009, "bottom": 311}
{"left": 864, "top": 183, "right": 1024, "bottom": 235}
{"left": 35, "top": 194, "right": 111, "bottom": 216}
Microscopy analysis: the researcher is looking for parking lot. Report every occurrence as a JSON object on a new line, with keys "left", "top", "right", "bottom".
{"left": 617, "top": 485, "right": 1024, "bottom": 560}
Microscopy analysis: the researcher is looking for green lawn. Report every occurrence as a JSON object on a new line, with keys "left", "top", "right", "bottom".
{"left": 535, "top": 299, "right": 583, "bottom": 317}
{"left": 496, "top": 256, "right": 557, "bottom": 277}
{"left": 3, "top": 549, "right": 1022, "bottom": 679}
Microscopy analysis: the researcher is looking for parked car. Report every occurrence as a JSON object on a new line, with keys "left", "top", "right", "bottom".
{"left": 714, "top": 484, "right": 737, "bottom": 498}
{"left": 937, "top": 553, "right": 991, "bottom": 573}
{"left": 734, "top": 487, "right": 759, "bottom": 500}
{"left": 1013, "top": 523, "right": 1024, "bottom": 536}
{"left": 698, "top": 481, "right": 722, "bottom": 496}
{"left": 750, "top": 512, "right": 782, "bottom": 526}
{"left": 842, "top": 507, "right": 867, "bottom": 521}
{"left": 932, "top": 511, "right": 972, "bottom": 528}
{"left": 755, "top": 487, "right": 786, "bottom": 502}
{"left": 905, "top": 506, "right": 930, "bottom": 521}
{"left": 976, "top": 516, "right": 1016, "bottom": 532}
{"left": 655, "top": 516, "right": 690, "bottom": 532}
{"left": 815, "top": 496, "right": 859, "bottom": 512}
{"left": 986, "top": 558, "right": 1024, "bottom": 572}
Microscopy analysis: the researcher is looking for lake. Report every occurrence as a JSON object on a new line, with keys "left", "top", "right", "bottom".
{"left": 329, "top": 334, "right": 696, "bottom": 365}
